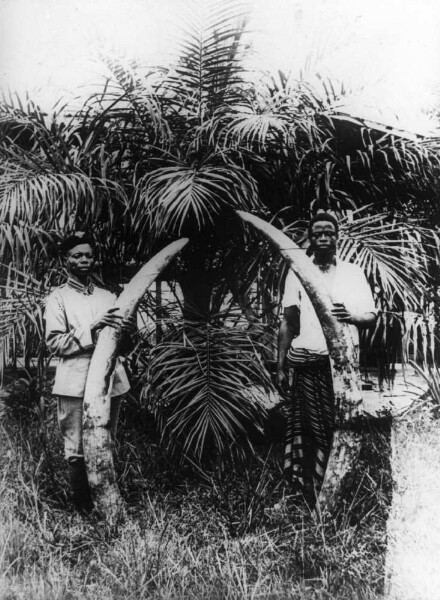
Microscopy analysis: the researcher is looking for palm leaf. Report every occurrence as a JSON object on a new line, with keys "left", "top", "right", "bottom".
{"left": 165, "top": 0, "right": 250, "bottom": 123}
{"left": 0, "top": 265, "right": 52, "bottom": 379}
{"left": 0, "top": 159, "right": 128, "bottom": 232}
{"left": 132, "top": 160, "right": 259, "bottom": 239}
{"left": 226, "top": 206, "right": 439, "bottom": 367}
{"left": 144, "top": 311, "right": 274, "bottom": 460}
{"left": 337, "top": 208, "right": 439, "bottom": 313}
{"left": 87, "top": 55, "right": 172, "bottom": 146}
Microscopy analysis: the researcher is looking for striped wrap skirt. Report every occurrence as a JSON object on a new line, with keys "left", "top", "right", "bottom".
{"left": 283, "top": 350, "right": 335, "bottom": 491}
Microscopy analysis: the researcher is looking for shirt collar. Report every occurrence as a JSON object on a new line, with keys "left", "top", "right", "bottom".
{"left": 67, "top": 277, "right": 94, "bottom": 295}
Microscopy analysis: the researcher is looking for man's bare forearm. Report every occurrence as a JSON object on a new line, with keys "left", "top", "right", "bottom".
{"left": 332, "top": 303, "right": 377, "bottom": 329}
{"left": 277, "top": 306, "right": 300, "bottom": 370}
{"left": 278, "top": 321, "right": 294, "bottom": 370}
{"left": 351, "top": 311, "right": 377, "bottom": 329}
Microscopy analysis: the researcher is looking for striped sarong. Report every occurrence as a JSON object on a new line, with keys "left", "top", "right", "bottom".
{"left": 283, "top": 354, "right": 335, "bottom": 494}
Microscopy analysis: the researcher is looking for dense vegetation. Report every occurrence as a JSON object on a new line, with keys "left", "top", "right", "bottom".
{"left": 1, "top": 1, "right": 440, "bottom": 597}
{"left": 1, "top": 1, "right": 439, "bottom": 460}
{"left": 0, "top": 376, "right": 392, "bottom": 599}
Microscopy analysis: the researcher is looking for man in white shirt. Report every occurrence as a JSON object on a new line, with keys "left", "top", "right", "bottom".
{"left": 45, "top": 234, "right": 133, "bottom": 512}
{"left": 276, "top": 214, "right": 376, "bottom": 498}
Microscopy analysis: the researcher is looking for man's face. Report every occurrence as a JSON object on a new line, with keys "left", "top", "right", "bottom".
{"left": 309, "top": 220, "right": 338, "bottom": 254}
{"left": 65, "top": 243, "right": 95, "bottom": 277}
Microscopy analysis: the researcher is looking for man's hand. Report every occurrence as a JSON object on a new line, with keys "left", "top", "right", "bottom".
{"left": 120, "top": 314, "right": 137, "bottom": 335}
{"left": 332, "top": 302, "right": 376, "bottom": 327}
{"left": 331, "top": 302, "right": 353, "bottom": 323}
{"left": 91, "top": 307, "right": 124, "bottom": 335}
{"left": 276, "top": 368, "right": 289, "bottom": 394}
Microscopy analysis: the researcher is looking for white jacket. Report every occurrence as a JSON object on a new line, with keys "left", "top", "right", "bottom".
{"left": 45, "top": 280, "right": 130, "bottom": 397}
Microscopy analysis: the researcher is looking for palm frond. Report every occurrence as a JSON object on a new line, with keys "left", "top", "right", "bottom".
{"left": 0, "top": 265, "right": 51, "bottom": 378}
{"left": 0, "top": 222, "right": 56, "bottom": 271}
{"left": 132, "top": 160, "right": 259, "bottom": 240}
{"left": 403, "top": 312, "right": 437, "bottom": 364}
{"left": 165, "top": 0, "right": 250, "bottom": 123}
{"left": 0, "top": 159, "right": 128, "bottom": 231}
{"left": 145, "top": 312, "right": 274, "bottom": 460}
{"left": 225, "top": 206, "right": 439, "bottom": 368}
{"left": 0, "top": 96, "right": 80, "bottom": 172}
{"left": 210, "top": 108, "right": 292, "bottom": 151}
{"left": 409, "top": 360, "right": 440, "bottom": 406}
{"left": 87, "top": 55, "right": 172, "bottom": 146}
{"left": 338, "top": 208, "right": 439, "bottom": 313}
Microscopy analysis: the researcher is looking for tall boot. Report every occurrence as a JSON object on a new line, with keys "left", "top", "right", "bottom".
{"left": 68, "top": 457, "right": 93, "bottom": 514}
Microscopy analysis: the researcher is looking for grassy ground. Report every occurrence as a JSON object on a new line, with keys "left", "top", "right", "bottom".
{"left": 0, "top": 391, "right": 392, "bottom": 600}
{"left": 385, "top": 408, "right": 440, "bottom": 600}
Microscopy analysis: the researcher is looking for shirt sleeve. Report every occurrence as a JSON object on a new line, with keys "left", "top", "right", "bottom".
{"left": 352, "top": 265, "right": 377, "bottom": 315}
{"left": 44, "top": 292, "right": 94, "bottom": 356}
{"left": 281, "top": 270, "right": 301, "bottom": 308}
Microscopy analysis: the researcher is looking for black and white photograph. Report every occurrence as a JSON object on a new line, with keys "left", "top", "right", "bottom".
{"left": 1, "top": 1, "right": 439, "bottom": 598}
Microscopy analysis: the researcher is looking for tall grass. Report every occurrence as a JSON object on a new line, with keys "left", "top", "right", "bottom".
{"left": 0, "top": 395, "right": 391, "bottom": 600}
{"left": 385, "top": 391, "right": 440, "bottom": 599}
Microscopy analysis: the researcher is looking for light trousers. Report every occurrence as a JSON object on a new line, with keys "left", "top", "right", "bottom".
{"left": 56, "top": 395, "right": 123, "bottom": 460}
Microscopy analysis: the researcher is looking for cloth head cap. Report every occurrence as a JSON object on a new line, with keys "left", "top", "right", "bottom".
{"left": 60, "top": 233, "right": 95, "bottom": 256}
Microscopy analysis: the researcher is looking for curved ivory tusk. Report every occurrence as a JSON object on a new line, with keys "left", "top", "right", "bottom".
{"left": 83, "top": 238, "right": 189, "bottom": 521}
{"left": 236, "top": 210, "right": 364, "bottom": 512}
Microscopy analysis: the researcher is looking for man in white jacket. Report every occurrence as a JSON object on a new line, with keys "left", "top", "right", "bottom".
{"left": 45, "top": 233, "right": 132, "bottom": 512}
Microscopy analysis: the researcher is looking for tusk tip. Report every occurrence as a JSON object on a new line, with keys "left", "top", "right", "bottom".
{"left": 236, "top": 210, "right": 253, "bottom": 221}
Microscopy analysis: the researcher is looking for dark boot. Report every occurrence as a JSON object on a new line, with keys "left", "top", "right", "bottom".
{"left": 68, "top": 457, "right": 93, "bottom": 514}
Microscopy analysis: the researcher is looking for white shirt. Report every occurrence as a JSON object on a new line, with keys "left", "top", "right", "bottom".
{"left": 281, "top": 257, "right": 377, "bottom": 355}
{"left": 45, "top": 281, "right": 130, "bottom": 397}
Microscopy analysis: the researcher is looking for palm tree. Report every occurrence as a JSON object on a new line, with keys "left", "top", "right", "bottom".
{"left": 0, "top": 92, "right": 131, "bottom": 380}
{"left": 1, "top": 0, "right": 440, "bottom": 464}
{"left": 0, "top": 1, "right": 275, "bottom": 462}
{"left": 74, "top": 1, "right": 278, "bottom": 460}
{"left": 83, "top": 3, "right": 260, "bottom": 315}
{"left": 203, "top": 71, "right": 440, "bottom": 375}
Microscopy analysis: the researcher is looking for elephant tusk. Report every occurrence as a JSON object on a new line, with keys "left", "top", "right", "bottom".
{"left": 83, "top": 238, "right": 189, "bottom": 522}
{"left": 236, "top": 210, "right": 364, "bottom": 513}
